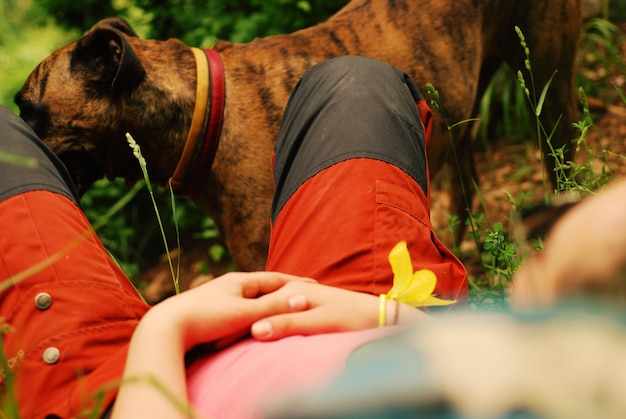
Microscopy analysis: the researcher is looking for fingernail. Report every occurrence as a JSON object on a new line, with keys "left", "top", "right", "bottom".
{"left": 288, "top": 295, "right": 307, "bottom": 310}
{"left": 252, "top": 321, "right": 273, "bottom": 339}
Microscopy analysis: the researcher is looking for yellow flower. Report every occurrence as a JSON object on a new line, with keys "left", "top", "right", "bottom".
{"left": 384, "top": 241, "right": 456, "bottom": 307}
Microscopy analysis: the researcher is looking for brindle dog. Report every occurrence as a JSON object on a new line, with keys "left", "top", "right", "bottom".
{"left": 15, "top": 0, "right": 582, "bottom": 272}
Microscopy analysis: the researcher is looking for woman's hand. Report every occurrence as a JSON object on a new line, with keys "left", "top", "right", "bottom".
{"left": 148, "top": 271, "right": 317, "bottom": 351}
{"left": 113, "top": 271, "right": 426, "bottom": 418}
{"left": 249, "top": 281, "right": 428, "bottom": 341}
{"left": 113, "top": 271, "right": 315, "bottom": 418}
{"left": 151, "top": 271, "right": 426, "bottom": 349}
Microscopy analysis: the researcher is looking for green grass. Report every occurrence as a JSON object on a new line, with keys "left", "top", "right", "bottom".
{"left": 440, "top": 22, "right": 625, "bottom": 309}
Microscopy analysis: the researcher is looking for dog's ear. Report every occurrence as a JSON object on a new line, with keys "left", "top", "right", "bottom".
{"left": 71, "top": 26, "right": 145, "bottom": 94}
{"left": 86, "top": 18, "right": 139, "bottom": 38}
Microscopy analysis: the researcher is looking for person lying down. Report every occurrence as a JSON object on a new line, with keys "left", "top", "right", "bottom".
{"left": 1, "top": 56, "right": 467, "bottom": 418}
{"left": 5, "top": 52, "right": 625, "bottom": 419}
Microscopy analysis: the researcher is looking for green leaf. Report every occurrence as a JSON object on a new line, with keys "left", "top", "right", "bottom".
{"left": 535, "top": 70, "right": 558, "bottom": 116}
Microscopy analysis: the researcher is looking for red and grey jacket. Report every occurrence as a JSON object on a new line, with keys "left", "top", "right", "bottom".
{"left": 0, "top": 106, "right": 149, "bottom": 418}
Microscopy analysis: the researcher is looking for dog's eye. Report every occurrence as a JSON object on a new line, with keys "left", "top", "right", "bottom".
{"left": 15, "top": 93, "right": 33, "bottom": 117}
{"left": 17, "top": 101, "right": 35, "bottom": 120}
{"left": 15, "top": 100, "right": 50, "bottom": 137}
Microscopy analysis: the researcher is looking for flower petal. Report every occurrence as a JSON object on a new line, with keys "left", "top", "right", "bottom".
{"left": 386, "top": 241, "right": 457, "bottom": 308}
{"left": 395, "top": 269, "right": 437, "bottom": 306}
{"left": 420, "top": 295, "right": 457, "bottom": 307}
{"left": 387, "top": 241, "right": 413, "bottom": 298}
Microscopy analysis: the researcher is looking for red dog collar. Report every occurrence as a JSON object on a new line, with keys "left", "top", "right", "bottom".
{"left": 169, "top": 48, "right": 225, "bottom": 197}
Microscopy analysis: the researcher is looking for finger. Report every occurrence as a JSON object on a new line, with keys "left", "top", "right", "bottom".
{"left": 184, "top": 293, "right": 310, "bottom": 349}
{"left": 212, "top": 294, "right": 311, "bottom": 346}
{"left": 251, "top": 310, "right": 340, "bottom": 341}
{"left": 237, "top": 271, "right": 317, "bottom": 298}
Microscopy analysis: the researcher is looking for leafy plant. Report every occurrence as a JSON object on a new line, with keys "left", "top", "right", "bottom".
{"left": 577, "top": 16, "right": 625, "bottom": 99}
{"left": 431, "top": 24, "right": 622, "bottom": 309}
{"left": 0, "top": 322, "right": 18, "bottom": 419}
{"left": 426, "top": 82, "right": 481, "bottom": 252}
{"left": 477, "top": 65, "right": 532, "bottom": 147}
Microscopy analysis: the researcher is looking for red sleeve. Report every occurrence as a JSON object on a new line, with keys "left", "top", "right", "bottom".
{"left": 0, "top": 191, "right": 149, "bottom": 418}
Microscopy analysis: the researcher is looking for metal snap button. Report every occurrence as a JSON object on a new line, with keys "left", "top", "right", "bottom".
{"left": 42, "top": 347, "right": 60, "bottom": 365}
{"left": 34, "top": 292, "right": 52, "bottom": 310}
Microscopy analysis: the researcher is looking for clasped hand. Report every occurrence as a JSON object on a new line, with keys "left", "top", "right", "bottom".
{"left": 140, "top": 271, "right": 396, "bottom": 352}
{"left": 114, "top": 272, "right": 425, "bottom": 418}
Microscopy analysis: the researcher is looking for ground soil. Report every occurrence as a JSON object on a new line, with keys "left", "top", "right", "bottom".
{"left": 138, "top": 21, "right": 626, "bottom": 304}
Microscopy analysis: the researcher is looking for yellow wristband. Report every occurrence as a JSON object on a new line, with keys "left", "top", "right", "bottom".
{"left": 378, "top": 294, "right": 387, "bottom": 328}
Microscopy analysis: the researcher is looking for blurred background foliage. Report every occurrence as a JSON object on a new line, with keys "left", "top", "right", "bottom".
{"left": 1, "top": 0, "right": 625, "bottom": 288}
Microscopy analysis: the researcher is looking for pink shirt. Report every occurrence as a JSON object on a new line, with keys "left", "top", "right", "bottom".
{"left": 186, "top": 328, "right": 394, "bottom": 418}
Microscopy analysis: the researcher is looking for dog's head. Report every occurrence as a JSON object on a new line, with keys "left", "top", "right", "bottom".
{"left": 15, "top": 18, "right": 147, "bottom": 194}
